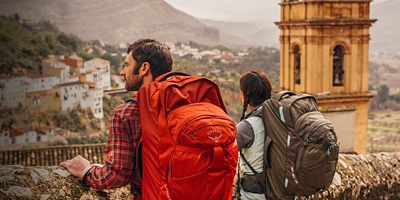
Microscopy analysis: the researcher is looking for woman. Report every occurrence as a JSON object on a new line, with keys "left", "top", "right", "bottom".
{"left": 236, "top": 70, "right": 272, "bottom": 200}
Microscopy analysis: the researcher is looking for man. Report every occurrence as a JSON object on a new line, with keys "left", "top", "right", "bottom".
{"left": 60, "top": 38, "right": 173, "bottom": 199}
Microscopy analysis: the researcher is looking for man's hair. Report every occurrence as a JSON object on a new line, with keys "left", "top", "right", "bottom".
{"left": 127, "top": 38, "right": 173, "bottom": 79}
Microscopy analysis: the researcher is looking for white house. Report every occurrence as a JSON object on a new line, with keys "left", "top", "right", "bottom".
{"left": 88, "top": 88, "right": 104, "bottom": 119}
{"left": 14, "top": 130, "right": 37, "bottom": 145}
{"left": 56, "top": 81, "right": 87, "bottom": 111}
{"left": 0, "top": 75, "right": 59, "bottom": 109}
{"left": 27, "top": 75, "right": 59, "bottom": 92}
{"left": 56, "top": 81, "right": 103, "bottom": 119}
{"left": 83, "top": 58, "right": 111, "bottom": 90}
{"left": 0, "top": 129, "right": 11, "bottom": 147}
{"left": 42, "top": 59, "right": 71, "bottom": 83}
{"left": 0, "top": 76, "right": 32, "bottom": 108}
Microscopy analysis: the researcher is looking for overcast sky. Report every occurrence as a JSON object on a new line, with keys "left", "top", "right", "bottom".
{"left": 165, "top": 0, "right": 386, "bottom": 22}
{"left": 164, "top": 0, "right": 280, "bottom": 22}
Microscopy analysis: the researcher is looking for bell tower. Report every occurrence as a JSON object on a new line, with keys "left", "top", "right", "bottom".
{"left": 275, "top": 0, "right": 376, "bottom": 153}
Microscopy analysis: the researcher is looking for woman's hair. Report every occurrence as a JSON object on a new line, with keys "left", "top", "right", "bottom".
{"left": 127, "top": 38, "right": 173, "bottom": 79}
{"left": 239, "top": 71, "right": 272, "bottom": 121}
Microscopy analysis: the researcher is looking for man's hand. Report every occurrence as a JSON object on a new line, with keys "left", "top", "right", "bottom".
{"left": 60, "top": 155, "right": 91, "bottom": 179}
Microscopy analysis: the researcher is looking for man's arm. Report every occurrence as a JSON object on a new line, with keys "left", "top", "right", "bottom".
{"left": 60, "top": 102, "right": 139, "bottom": 190}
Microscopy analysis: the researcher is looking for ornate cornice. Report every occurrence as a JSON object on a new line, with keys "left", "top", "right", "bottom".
{"left": 275, "top": 19, "right": 377, "bottom": 27}
{"left": 314, "top": 93, "right": 374, "bottom": 104}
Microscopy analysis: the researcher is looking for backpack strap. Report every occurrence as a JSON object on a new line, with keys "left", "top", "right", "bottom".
{"left": 156, "top": 71, "right": 190, "bottom": 82}
{"left": 244, "top": 104, "right": 262, "bottom": 119}
{"left": 124, "top": 98, "right": 142, "bottom": 179}
{"left": 239, "top": 150, "right": 265, "bottom": 193}
{"left": 125, "top": 98, "right": 137, "bottom": 103}
{"left": 240, "top": 105, "right": 264, "bottom": 175}
{"left": 273, "top": 90, "right": 296, "bottom": 101}
{"left": 239, "top": 151, "right": 259, "bottom": 175}
{"left": 273, "top": 91, "right": 315, "bottom": 128}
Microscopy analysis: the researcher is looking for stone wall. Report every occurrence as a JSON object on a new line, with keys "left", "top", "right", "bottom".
{"left": 0, "top": 165, "right": 131, "bottom": 200}
{"left": 0, "top": 144, "right": 106, "bottom": 166}
{"left": 316, "top": 153, "right": 400, "bottom": 200}
{"left": 0, "top": 153, "right": 399, "bottom": 199}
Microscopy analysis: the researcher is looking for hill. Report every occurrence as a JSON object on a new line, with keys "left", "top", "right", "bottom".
{"left": 0, "top": 0, "right": 220, "bottom": 45}
{"left": 198, "top": 19, "right": 280, "bottom": 48}
{"left": 1, "top": 0, "right": 394, "bottom": 52}
{"left": 0, "top": 15, "right": 80, "bottom": 76}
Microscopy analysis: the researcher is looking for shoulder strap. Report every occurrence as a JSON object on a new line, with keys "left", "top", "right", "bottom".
{"left": 273, "top": 90, "right": 296, "bottom": 101}
{"left": 156, "top": 71, "right": 190, "bottom": 82}
{"left": 239, "top": 151, "right": 259, "bottom": 175}
{"left": 125, "top": 98, "right": 137, "bottom": 103}
{"left": 244, "top": 104, "right": 263, "bottom": 119}
{"left": 240, "top": 106, "right": 263, "bottom": 176}
{"left": 273, "top": 91, "right": 316, "bottom": 127}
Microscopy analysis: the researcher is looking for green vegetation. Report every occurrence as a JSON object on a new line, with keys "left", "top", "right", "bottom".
{"left": 370, "top": 84, "right": 400, "bottom": 111}
{"left": 0, "top": 15, "right": 126, "bottom": 77}
{"left": 0, "top": 15, "right": 81, "bottom": 76}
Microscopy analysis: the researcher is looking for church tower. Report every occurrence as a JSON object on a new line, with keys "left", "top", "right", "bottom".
{"left": 275, "top": 0, "right": 376, "bottom": 153}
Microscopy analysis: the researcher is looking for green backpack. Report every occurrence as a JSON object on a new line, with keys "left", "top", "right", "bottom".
{"left": 242, "top": 91, "right": 339, "bottom": 199}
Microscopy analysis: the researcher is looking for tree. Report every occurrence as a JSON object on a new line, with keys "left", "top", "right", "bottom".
{"left": 393, "top": 91, "right": 400, "bottom": 103}
{"left": 377, "top": 84, "right": 390, "bottom": 103}
{"left": 0, "top": 111, "right": 14, "bottom": 132}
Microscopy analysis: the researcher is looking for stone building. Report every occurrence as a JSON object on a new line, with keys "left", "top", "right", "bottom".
{"left": 275, "top": 0, "right": 376, "bottom": 153}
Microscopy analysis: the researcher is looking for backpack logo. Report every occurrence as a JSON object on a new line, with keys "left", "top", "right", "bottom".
{"left": 207, "top": 129, "right": 222, "bottom": 142}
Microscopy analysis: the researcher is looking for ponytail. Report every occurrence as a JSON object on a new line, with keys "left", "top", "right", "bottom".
{"left": 240, "top": 99, "right": 249, "bottom": 121}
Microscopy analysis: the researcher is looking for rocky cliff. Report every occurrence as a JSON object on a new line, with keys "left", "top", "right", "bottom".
{"left": 0, "top": 153, "right": 399, "bottom": 199}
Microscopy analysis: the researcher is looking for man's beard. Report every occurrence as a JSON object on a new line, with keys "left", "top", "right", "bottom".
{"left": 125, "top": 75, "right": 143, "bottom": 91}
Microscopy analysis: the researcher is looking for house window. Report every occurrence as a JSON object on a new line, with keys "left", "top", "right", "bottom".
{"left": 293, "top": 45, "right": 301, "bottom": 84}
{"left": 333, "top": 45, "right": 345, "bottom": 86}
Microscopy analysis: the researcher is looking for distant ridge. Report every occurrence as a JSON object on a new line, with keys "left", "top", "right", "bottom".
{"left": 0, "top": 0, "right": 397, "bottom": 51}
{"left": 0, "top": 0, "right": 220, "bottom": 45}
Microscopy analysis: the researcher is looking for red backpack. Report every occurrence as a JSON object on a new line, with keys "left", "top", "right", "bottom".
{"left": 137, "top": 72, "right": 238, "bottom": 200}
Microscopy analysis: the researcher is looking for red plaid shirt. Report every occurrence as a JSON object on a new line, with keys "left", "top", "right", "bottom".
{"left": 82, "top": 94, "right": 142, "bottom": 199}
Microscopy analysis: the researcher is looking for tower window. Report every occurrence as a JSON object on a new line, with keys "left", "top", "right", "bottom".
{"left": 293, "top": 45, "right": 301, "bottom": 84}
{"left": 333, "top": 45, "right": 345, "bottom": 86}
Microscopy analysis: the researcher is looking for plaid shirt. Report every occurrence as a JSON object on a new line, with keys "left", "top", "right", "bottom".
{"left": 82, "top": 94, "right": 142, "bottom": 199}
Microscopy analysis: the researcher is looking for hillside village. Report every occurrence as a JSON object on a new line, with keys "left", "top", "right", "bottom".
{"left": 0, "top": 42, "right": 247, "bottom": 150}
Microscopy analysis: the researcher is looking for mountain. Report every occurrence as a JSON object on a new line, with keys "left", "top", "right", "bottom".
{"left": 0, "top": 0, "right": 397, "bottom": 51}
{"left": 0, "top": 0, "right": 220, "bottom": 45}
{"left": 199, "top": 19, "right": 280, "bottom": 48}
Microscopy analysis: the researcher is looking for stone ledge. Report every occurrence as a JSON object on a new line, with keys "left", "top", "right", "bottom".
{"left": 316, "top": 152, "right": 400, "bottom": 199}
{"left": 1, "top": 152, "right": 399, "bottom": 199}
{"left": 0, "top": 165, "right": 131, "bottom": 200}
